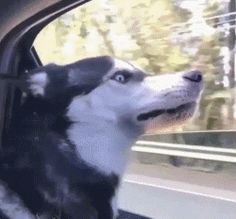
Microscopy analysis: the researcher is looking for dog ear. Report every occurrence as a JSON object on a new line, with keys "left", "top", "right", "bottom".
{"left": 0, "top": 66, "right": 77, "bottom": 101}
{"left": 0, "top": 68, "right": 49, "bottom": 97}
{"left": 27, "top": 71, "right": 48, "bottom": 97}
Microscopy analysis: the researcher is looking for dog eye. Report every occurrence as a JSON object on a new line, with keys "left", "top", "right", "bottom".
{"left": 114, "top": 74, "right": 126, "bottom": 83}
{"left": 111, "top": 71, "right": 132, "bottom": 84}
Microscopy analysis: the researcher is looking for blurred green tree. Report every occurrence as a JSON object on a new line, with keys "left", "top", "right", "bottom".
{"left": 34, "top": 0, "right": 236, "bottom": 131}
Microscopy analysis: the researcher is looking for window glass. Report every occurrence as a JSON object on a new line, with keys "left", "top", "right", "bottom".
{"left": 35, "top": 0, "right": 236, "bottom": 132}
{"left": 34, "top": 1, "right": 236, "bottom": 216}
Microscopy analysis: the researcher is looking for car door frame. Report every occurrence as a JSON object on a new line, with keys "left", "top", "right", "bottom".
{"left": 0, "top": 0, "right": 91, "bottom": 147}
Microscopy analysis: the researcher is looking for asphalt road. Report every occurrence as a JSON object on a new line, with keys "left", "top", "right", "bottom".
{"left": 117, "top": 157, "right": 236, "bottom": 219}
{"left": 119, "top": 176, "right": 236, "bottom": 219}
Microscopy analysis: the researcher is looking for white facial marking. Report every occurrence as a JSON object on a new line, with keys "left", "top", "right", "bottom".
{"left": 133, "top": 72, "right": 202, "bottom": 133}
{"left": 114, "top": 59, "right": 134, "bottom": 71}
{"left": 139, "top": 73, "right": 202, "bottom": 109}
{"left": 67, "top": 121, "right": 133, "bottom": 176}
{"left": 103, "top": 59, "right": 135, "bottom": 81}
{"left": 66, "top": 79, "right": 140, "bottom": 175}
{"left": 28, "top": 72, "right": 48, "bottom": 96}
{"left": 0, "top": 181, "right": 35, "bottom": 219}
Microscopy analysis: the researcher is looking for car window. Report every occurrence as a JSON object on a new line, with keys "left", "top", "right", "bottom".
{"left": 34, "top": 0, "right": 236, "bottom": 218}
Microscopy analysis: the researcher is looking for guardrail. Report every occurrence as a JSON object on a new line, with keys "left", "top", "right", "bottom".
{"left": 132, "top": 140, "right": 236, "bottom": 163}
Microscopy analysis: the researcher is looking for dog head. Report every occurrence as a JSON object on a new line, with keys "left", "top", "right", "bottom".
{"left": 27, "top": 56, "right": 203, "bottom": 135}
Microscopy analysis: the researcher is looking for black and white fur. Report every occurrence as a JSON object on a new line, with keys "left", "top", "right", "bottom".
{"left": 0, "top": 56, "right": 203, "bottom": 219}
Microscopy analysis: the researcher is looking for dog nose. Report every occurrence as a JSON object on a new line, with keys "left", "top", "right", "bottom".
{"left": 183, "top": 70, "right": 202, "bottom": 83}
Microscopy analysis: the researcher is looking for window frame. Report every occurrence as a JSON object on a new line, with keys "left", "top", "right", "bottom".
{"left": 0, "top": 0, "right": 91, "bottom": 147}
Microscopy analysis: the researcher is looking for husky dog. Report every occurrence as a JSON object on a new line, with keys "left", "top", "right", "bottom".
{"left": 0, "top": 56, "right": 203, "bottom": 219}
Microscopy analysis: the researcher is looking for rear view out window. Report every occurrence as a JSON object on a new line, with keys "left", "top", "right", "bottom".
{"left": 34, "top": 1, "right": 236, "bottom": 192}
{"left": 34, "top": 0, "right": 236, "bottom": 133}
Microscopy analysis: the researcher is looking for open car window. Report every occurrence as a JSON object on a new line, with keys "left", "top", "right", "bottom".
{"left": 34, "top": 0, "right": 236, "bottom": 218}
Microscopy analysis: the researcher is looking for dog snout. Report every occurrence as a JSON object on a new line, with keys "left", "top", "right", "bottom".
{"left": 183, "top": 70, "right": 202, "bottom": 83}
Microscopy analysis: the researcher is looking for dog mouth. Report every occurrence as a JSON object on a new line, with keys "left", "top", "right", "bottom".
{"left": 137, "top": 102, "right": 196, "bottom": 121}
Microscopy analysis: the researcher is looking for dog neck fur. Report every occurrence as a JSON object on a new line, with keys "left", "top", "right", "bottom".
{"left": 66, "top": 95, "right": 140, "bottom": 177}
{"left": 66, "top": 119, "right": 137, "bottom": 176}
